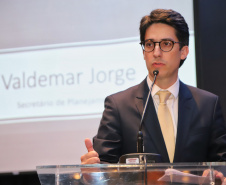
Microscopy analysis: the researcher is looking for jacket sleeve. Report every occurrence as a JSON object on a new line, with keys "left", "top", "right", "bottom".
{"left": 208, "top": 97, "right": 226, "bottom": 161}
{"left": 93, "top": 95, "right": 123, "bottom": 163}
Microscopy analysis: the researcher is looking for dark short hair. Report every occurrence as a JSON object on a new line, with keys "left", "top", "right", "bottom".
{"left": 139, "top": 9, "right": 189, "bottom": 67}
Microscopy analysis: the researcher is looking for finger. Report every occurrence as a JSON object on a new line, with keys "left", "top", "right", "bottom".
{"left": 81, "top": 157, "right": 100, "bottom": 165}
{"left": 202, "top": 169, "right": 210, "bottom": 177}
{"left": 223, "top": 177, "right": 226, "bottom": 185}
{"left": 81, "top": 151, "right": 99, "bottom": 162}
{"left": 85, "top": 138, "right": 94, "bottom": 152}
{"left": 215, "top": 171, "right": 224, "bottom": 182}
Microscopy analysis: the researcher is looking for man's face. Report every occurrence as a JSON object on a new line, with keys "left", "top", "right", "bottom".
{"left": 143, "top": 23, "right": 188, "bottom": 87}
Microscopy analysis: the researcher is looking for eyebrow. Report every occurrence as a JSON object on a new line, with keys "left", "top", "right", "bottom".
{"left": 144, "top": 38, "right": 175, "bottom": 42}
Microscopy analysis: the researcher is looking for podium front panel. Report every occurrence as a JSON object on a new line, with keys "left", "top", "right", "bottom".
{"left": 36, "top": 162, "right": 226, "bottom": 185}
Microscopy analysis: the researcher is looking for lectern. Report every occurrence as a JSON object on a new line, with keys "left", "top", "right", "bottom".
{"left": 37, "top": 162, "right": 226, "bottom": 185}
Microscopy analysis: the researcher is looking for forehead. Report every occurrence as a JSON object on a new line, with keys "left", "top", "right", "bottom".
{"left": 145, "top": 23, "right": 178, "bottom": 41}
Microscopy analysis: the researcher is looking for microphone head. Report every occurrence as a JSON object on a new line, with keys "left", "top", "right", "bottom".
{"left": 153, "top": 70, "right": 159, "bottom": 76}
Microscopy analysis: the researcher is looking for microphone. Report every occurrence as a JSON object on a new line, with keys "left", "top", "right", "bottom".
{"left": 119, "top": 70, "right": 162, "bottom": 164}
{"left": 137, "top": 70, "right": 159, "bottom": 153}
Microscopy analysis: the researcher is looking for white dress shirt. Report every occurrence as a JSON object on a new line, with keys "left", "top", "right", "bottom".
{"left": 147, "top": 76, "right": 179, "bottom": 140}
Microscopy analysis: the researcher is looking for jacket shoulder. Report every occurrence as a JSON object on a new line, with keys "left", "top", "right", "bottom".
{"left": 186, "top": 84, "right": 218, "bottom": 99}
{"left": 108, "top": 78, "right": 147, "bottom": 100}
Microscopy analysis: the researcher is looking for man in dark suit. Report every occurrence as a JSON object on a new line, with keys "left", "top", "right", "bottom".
{"left": 80, "top": 9, "right": 226, "bottom": 164}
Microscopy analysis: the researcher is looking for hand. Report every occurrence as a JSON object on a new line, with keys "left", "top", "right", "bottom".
{"left": 80, "top": 138, "right": 100, "bottom": 164}
{"left": 202, "top": 169, "right": 226, "bottom": 185}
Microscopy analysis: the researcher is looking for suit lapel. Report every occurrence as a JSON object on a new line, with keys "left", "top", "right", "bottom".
{"left": 174, "top": 82, "right": 194, "bottom": 162}
{"left": 135, "top": 79, "right": 169, "bottom": 162}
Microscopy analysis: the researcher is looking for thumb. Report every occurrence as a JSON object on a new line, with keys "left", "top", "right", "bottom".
{"left": 85, "top": 138, "right": 94, "bottom": 152}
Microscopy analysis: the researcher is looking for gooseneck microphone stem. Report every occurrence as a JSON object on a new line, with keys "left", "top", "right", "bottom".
{"left": 137, "top": 70, "right": 159, "bottom": 153}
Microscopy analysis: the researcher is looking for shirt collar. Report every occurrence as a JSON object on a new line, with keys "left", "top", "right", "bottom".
{"left": 146, "top": 76, "right": 179, "bottom": 99}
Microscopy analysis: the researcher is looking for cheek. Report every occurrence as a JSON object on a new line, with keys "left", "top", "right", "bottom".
{"left": 144, "top": 54, "right": 151, "bottom": 67}
{"left": 170, "top": 51, "right": 182, "bottom": 63}
{"left": 143, "top": 52, "right": 147, "bottom": 60}
{"left": 144, "top": 59, "right": 151, "bottom": 71}
{"left": 143, "top": 52, "right": 152, "bottom": 62}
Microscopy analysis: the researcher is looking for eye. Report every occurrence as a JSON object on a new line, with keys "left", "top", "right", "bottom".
{"left": 162, "top": 41, "right": 173, "bottom": 47}
{"left": 145, "top": 41, "right": 154, "bottom": 47}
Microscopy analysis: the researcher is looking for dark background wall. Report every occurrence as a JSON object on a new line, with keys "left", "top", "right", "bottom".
{"left": 0, "top": 172, "right": 40, "bottom": 185}
{"left": 194, "top": 0, "right": 226, "bottom": 119}
{"left": 1, "top": 0, "right": 226, "bottom": 184}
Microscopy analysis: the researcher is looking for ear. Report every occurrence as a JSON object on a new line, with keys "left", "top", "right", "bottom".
{"left": 180, "top": 46, "right": 189, "bottom": 60}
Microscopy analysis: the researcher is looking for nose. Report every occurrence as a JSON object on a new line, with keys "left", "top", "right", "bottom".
{"left": 153, "top": 43, "right": 162, "bottom": 58}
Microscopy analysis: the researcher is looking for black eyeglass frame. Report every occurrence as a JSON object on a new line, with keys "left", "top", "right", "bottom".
{"left": 139, "top": 39, "right": 181, "bottom": 52}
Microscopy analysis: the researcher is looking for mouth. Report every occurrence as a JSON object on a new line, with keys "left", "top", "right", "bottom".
{"left": 152, "top": 62, "right": 165, "bottom": 67}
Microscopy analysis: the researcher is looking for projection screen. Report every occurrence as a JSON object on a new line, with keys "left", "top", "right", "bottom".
{"left": 0, "top": 0, "right": 196, "bottom": 173}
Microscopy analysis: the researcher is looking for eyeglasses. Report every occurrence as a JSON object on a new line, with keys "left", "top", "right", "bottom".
{"left": 140, "top": 39, "right": 181, "bottom": 52}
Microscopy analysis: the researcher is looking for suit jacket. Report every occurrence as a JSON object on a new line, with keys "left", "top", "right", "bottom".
{"left": 93, "top": 78, "right": 226, "bottom": 163}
